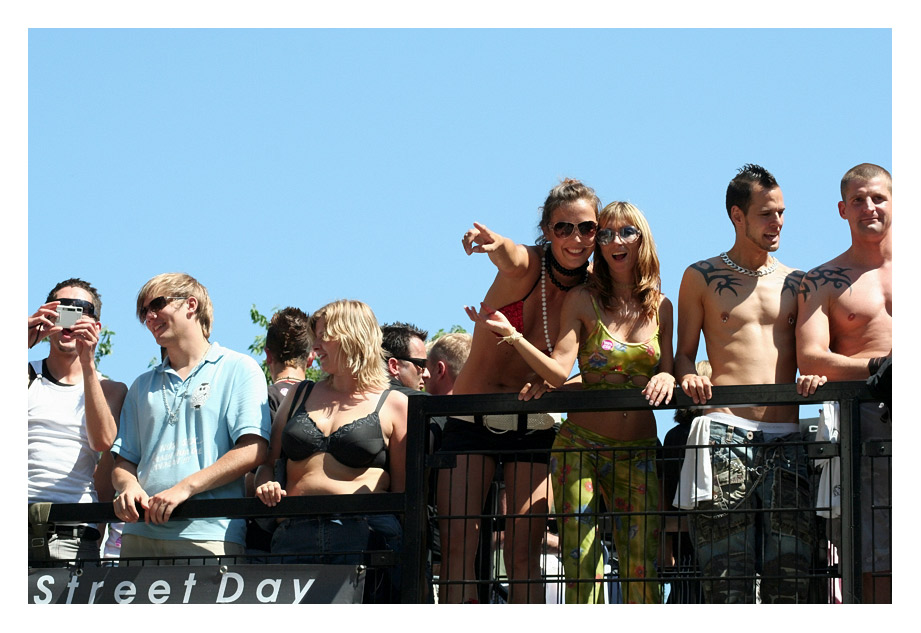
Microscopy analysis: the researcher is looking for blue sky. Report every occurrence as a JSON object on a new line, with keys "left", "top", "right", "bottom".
{"left": 7, "top": 1, "right": 915, "bottom": 615}
{"left": 23, "top": 27, "right": 895, "bottom": 439}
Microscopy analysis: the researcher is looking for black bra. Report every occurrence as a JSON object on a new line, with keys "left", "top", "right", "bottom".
{"left": 280, "top": 381, "right": 390, "bottom": 470}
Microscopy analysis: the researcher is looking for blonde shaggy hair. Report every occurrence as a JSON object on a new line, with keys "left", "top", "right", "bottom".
{"left": 589, "top": 201, "right": 663, "bottom": 318}
{"left": 136, "top": 272, "right": 214, "bottom": 339}
{"left": 308, "top": 299, "right": 389, "bottom": 392}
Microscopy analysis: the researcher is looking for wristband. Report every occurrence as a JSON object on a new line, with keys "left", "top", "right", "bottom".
{"left": 499, "top": 331, "right": 524, "bottom": 346}
{"left": 868, "top": 356, "right": 885, "bottom": 375}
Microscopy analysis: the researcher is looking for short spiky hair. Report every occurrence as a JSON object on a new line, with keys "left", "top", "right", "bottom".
{"left": 840, "top": 163, "right": 891, "bottom": 200}
{"left": 47, "top": 278, "right": 102, "bottom": 321}
{"left": 726, "top": 163, "right": 779, "bottom": 219}
{"left": 428, "top": 332, "right": 472, "bottom": 379}
{"left": 266, "top": 307, "right": 312, "bottom": 369}
{"left": 381, "top": 322, "right": 429, "bottom": 358}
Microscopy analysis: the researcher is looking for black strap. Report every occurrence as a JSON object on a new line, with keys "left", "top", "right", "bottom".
{"left": 287, "top": 380, "right": 316, "bottom": 423}
{"left": 278, "top": 380, "right": 315, "bottom": 465}
{"left": 373, "top": 388, "right": 393, "bottom": 414}
{"left": 28, "top": 362, "right": 38, "bottom": 388}
{"left": 517, "top": 413, "right": 528, "bottom": 433}
{"left": 28, "top": 502, "right": 52, "bottom": 562}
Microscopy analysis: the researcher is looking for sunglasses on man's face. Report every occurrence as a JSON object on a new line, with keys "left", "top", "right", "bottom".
{"left": 551, "top": 220, "right": 597, "bottom": 239}
{"left": 395, "top": 356, "right": 427, "bottom": 371}
{"left": 56, "top": 297, "right": 96, "bottom": 320}
{"left": 596, "top": 225, "right": 642, "bottom": 246}
{"left": 139, "top": 296, "right": 188, "bottom": 323}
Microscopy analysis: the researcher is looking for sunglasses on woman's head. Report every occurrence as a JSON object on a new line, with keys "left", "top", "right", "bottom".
{"left": 551, "top": 221, "right": 597, "bottom": 239}
{"left": 596, "top": 225, "right": 642, "bottom": 246}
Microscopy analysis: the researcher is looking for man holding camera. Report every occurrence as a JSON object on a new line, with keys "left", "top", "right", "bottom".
{"left": 28, "top": 278, "right": 128, "bottom": 562}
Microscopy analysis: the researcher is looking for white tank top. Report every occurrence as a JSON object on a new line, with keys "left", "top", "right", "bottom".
{"left": 28, "top": 360, "right": 99, "bottom": 504}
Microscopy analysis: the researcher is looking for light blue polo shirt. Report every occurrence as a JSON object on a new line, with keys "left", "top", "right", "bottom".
{"left": 113, "top": 343, "right": 270, "bottom": 545}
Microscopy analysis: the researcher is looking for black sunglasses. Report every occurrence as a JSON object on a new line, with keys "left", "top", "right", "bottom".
{"left": 56, "top": 297, "right": 96, "bottom": 319}
{"left": 596, "top": 225, "right": 642, "bottom": 246}
{"left": 139, "top": 296, "right": 188, "bottom": 322}
{"left": 551, "top": 220, "right": 597, "bottom": 239}
{"left": 394, "top": 356, "right": 427, "bottom": 370}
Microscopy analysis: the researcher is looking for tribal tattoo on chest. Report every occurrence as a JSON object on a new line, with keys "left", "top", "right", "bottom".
{"left": 783, "top": 270, "right": 805, "bottom": 300}
{"left": 692, "top": 260, "right": 803, "bottom": 301}
{"left": 691, "top": 260, "right": 743, "bottom": 296}
{"left": 798, "top": 266, "right": 853, "bottom": 302}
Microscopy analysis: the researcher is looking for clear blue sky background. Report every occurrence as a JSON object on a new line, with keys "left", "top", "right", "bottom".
{"left": 24, "top": 27, "right": 895, "bottom": 439}
{"left": 7, "top": 3, "right": 915, "bottom": 616}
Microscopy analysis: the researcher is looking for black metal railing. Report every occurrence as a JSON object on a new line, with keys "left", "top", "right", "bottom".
{"left": 31, "top": 381, "right": 885, "bottom": 604}
{"left": 416, "top": 381, "right": 885, "bottom": 604}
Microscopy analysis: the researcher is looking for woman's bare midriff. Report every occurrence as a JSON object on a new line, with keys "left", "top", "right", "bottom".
{"left": 567, "top": 408, "right": 657, "bottom": 441}
{"left": 285, "top": 453, "right": 390, "bottom": 497}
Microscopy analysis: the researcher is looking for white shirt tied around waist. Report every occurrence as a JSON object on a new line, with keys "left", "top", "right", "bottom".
{"left": 672, "top": 412, "right": 800, "bottom": 509}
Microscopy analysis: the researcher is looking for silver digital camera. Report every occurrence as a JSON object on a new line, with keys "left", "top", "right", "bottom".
{"left": 56, "top": 304, "right": 83, "bottom": 328}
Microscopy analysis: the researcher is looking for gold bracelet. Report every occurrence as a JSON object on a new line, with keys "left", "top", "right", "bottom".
{"left": 499, "top": 331, "right": 524, "bottom": 346}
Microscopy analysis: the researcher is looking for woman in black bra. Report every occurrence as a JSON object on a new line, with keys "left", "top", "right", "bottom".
{"left": 253, "top": 299, "right": 408, "bottom": 601}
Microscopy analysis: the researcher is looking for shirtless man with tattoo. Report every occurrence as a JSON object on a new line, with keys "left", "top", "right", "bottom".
{"left": 675, "top": 164, "right": 825, "bottom": 603}
{"left": 796, "top": 163, "right": 892, "bottom": 603}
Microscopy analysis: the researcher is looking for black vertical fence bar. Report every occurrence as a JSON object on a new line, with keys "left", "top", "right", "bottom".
{"left": 838, "top": 396, "right": 861, "bottom": 603}
{"left": 402, "top": 393, "right": 431, "bottom": 603}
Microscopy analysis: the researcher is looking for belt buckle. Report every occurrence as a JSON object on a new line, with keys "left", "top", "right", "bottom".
{"left": 483, "top": 415, "right": 513, "bottom": 434}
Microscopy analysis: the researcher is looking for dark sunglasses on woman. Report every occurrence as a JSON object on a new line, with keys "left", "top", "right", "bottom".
{"left": 551, "top": 221, "right": 597, "bottom": 239}
{"left": 596, "top": 225, "right": 642, "bottom": 245}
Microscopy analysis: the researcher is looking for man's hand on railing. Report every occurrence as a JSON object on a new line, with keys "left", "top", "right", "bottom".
{"left": 113, "top": 481, "right": 150, "bottom": 524}
{"left": 679, "top": 373, "right": 712, "bottom": 405}
{"left": 146, "top": 482, "right": 194, "bottom": 525}
{"left": 796, "top": 374, "right": 828, "bottom": 396}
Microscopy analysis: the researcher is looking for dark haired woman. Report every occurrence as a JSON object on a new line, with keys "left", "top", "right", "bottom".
{"left": 438, "top": 178, "right": 601, "bottom": 603}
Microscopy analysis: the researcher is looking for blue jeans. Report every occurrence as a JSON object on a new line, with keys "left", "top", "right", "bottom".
{"left": 689, "top": 420, "right": 814, "bottom": 603}
{"left": 271, "top": 514, "right": 402, "bottom": 603}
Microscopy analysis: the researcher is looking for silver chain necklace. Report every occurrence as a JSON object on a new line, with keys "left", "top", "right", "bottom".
{"left": 161, "top": 344, "right": 212, "bottom": 425}
{"left": 720, "top": 251, "right": 778, "bottom": 277}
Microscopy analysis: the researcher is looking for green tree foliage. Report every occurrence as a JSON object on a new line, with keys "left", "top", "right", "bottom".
{"left": 94, "top": 326, "right": 115, "bottom": 368}
{"left": 429, "top": 324, "right": 467, "bottom": 342}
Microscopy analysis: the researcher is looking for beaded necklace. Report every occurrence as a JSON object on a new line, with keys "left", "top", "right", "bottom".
{"left": 540, "top": 246, "right": 589, "bottom": 352}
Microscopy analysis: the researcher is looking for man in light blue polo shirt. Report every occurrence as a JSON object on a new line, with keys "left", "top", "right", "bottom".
{"left": 112, "top": 273, "right": 270, "bottom": 560}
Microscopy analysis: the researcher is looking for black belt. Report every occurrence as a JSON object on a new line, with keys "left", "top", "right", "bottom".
{"left": 47, "top": 525, "right": 101, "bottom": 541}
